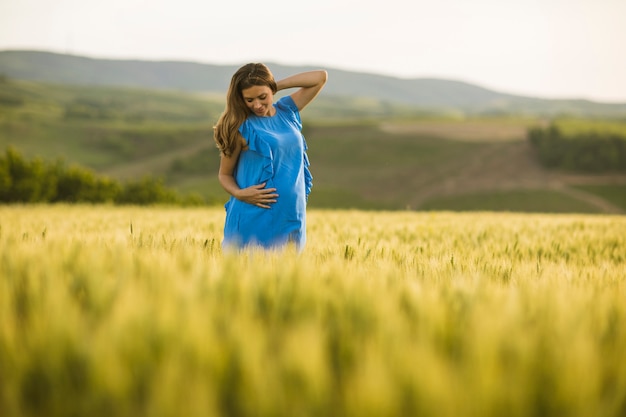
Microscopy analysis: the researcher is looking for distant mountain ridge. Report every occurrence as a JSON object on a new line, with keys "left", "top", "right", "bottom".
{"left": 1, "top": 50, "right": 625, "bottom": 117}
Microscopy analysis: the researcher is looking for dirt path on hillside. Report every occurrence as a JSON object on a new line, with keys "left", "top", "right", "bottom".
{"left": 380, "top": 122, "right": 626, "bottom": 213}
{"left": 420, "top": 141, "right": 626, "bottom": 214}
{"left": 102, "top": 141, "right": 214, "bottom": 180}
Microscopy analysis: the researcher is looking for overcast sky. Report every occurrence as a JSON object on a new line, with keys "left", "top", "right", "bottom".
{"left": 1, "top": 0, "right": 625, "bottom": 102}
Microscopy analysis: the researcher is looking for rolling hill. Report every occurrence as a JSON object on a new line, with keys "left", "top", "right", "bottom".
{"left": 1, "top": 55, "right": 625, "bottom": 213}
{"left": 2, "top": 50, "right": 626, "bottom": 117}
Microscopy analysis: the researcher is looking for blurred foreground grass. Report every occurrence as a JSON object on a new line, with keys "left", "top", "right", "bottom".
{"left": 1, "top": 205, "right": 625, "bottom": 417}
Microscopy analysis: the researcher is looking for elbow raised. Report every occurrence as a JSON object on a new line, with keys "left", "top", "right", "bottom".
{"left": 320, "top": 70, "right": 328, "bottom": 84}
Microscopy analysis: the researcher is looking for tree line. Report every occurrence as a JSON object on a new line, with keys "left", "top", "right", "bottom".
{"left": 528, "top": 124, "right": 626, "bottom": 172}
{"left": 0, "top": 147, "right": 207, "bottom": 205}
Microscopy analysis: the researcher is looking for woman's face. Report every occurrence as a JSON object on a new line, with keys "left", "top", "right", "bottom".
{"left": 241, "top": 85, "right": 274, "bottom": 117}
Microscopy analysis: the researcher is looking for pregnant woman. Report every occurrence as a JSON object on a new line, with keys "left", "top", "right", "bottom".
{"left": 213, "top": 63, "right": 327, "bottom": 251}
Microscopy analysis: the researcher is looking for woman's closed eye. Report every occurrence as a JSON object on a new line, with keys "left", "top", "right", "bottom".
{"left": 246, "top": 95, "right": 267, "bottom": 103}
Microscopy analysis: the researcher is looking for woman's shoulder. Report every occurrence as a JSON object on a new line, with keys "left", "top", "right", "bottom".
{"left": 276, "top": 95, "right": 301, "bottom": 126}
{"left": 276, "top": 95, "right": 297, "bottom": 111}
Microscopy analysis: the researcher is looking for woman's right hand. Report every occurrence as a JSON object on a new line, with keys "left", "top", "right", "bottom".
{"left": 236, "top": 183, "right": 278, "bottom": 208}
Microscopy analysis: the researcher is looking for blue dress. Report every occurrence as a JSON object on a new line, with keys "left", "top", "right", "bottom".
{"left": 222, "top": 96, "right": 312, "bottom": 251}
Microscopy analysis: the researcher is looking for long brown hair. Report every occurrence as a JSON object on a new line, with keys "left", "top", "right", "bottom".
{"left": 213, "top": 63, "right": 277, "bottom": 156}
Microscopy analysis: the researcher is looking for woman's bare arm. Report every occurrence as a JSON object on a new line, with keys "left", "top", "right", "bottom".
{"left": 276, "top": 70, "right": 328, "bottom": 111}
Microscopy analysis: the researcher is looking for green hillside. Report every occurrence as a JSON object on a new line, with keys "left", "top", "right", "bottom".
{"left": 1, "top": 77, "right": 625, "bottom": 213}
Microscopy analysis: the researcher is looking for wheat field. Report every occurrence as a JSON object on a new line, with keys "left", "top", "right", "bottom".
{"left": 1, "top": 205, "right": 625, "bottom": 417}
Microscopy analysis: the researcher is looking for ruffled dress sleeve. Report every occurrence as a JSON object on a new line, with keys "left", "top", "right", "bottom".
{"left": 276, "top": 96, "right": 313, "bottom": 199}
{"left": 239, "top": 121, "right": 274, "bottom": 186}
